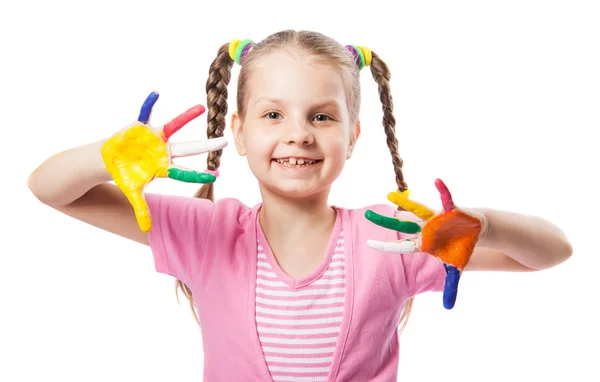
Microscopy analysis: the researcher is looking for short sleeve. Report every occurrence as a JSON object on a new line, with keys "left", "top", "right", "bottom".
{"left": 145, "top": 193, "right": 215, "bottom": 286}
{"left": 401, "top": 252, "right": 445, "bottom": 296}
{"left": 394, "top": 210, "right": 445, "bottom": 296}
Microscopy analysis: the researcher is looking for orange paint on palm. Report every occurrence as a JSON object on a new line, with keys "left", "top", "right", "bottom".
{"left": 421, "top": 209, "right": 482, "bottom": 270}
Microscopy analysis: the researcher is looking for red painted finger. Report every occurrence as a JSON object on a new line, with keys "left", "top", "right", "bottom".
{"left": 162, "top": 104, "right": 206, "bottom": 141}
{"left": 435, "top": 178, "right": 455, "bottom": 212}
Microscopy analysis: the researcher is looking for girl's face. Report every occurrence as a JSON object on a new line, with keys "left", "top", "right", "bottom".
{"left": 231, "top": 47, "right": 360, "bottom": 200}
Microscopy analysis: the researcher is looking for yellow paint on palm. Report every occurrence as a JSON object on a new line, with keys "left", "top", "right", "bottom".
{"left": 101, "top": 124, "right": 170, "bottom": 232}
{"left": 387, "top": 189, "right": 436, "bottom": 220}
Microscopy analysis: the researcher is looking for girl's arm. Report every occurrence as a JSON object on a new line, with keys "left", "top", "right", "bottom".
{"left": 28, "top": 139, "right": 149, "bottom": 245}
{"left": 466, "top": 208, "right": 573, "bottom": 271}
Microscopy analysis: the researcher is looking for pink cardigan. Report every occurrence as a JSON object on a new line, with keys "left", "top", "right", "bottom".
{"left": 146, "top": 194, "right": 445, "bottom": 381}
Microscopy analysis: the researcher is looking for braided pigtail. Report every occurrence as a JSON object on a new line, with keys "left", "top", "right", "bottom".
{"left": 194, "top": 43, "right": 235, "bottom": 200}
{"left": 369, "top": 51, "right": 414, "bottom": 333}
{"left": 347, "top": 44, "right": 415, "bottom": 332}
{"left": 176, "top": 43, "right": 234, "bottom": 325}
{"left": 368, "top": 52, "right": 408, "bottom": 193}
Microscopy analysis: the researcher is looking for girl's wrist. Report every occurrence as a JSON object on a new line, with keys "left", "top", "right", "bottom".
{"left": 459, "top": 207, "right": 491, "bottom": 244}
{"left": 89, "top": 139, "right": 114, "bottom": 184}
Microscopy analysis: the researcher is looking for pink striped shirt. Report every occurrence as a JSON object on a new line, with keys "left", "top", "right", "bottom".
{"left": 255, "top": 213, "right": 345, "bottom": 381}
{"left": 145, "top": 195, "right": 446, "bottom": 381}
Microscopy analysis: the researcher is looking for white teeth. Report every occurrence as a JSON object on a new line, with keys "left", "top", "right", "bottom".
{"left": 275, "top": 158, "right": 318, "bottom": 167}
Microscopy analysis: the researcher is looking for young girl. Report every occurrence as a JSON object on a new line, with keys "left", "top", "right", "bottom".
{"left": 28, "top": 30, "right": 572, "bottom": 381}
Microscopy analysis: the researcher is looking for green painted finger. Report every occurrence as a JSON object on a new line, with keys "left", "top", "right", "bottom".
{"left": 167, "top": 168, "right": 216, "bottom": 183}
{"left": 365, "top": 210, "right": 422, "bottom": 234}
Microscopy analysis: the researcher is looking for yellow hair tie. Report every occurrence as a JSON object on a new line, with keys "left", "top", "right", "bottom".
{"left": 229, "top": 39, "right": 241, "bottom": 60}
{"left": 229, "top": 38, "right": 255, "bottom": 64}
{"left": 358, "top": 46, "right": 372, "bottom": 67}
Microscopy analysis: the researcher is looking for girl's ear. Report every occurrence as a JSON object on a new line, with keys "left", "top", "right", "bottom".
{"left": 347, "top": 120, "right": 361, "bottom": 159}
{"left": 230, "top": 112, "right": 247, "bottom": 156}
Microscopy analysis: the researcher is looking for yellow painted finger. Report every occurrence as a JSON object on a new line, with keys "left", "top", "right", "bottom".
{"left": 124, "top": 189, "right": 152, "bottom": 232}
{"left": 388, "top": 190, "right": 435, "bottom": 220}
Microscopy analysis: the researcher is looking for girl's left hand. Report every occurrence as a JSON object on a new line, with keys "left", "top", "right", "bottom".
{"left": 365, "top": 179, "right": 488, "bottom": 309}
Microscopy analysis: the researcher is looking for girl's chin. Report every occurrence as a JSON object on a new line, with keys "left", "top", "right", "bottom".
{"left": 259, "top": 180, "right": 331, "bottom": 201}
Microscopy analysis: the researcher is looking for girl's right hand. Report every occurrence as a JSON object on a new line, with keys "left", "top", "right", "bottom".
{"left": 101, "top": 91, "right": 228, "bottom": 233}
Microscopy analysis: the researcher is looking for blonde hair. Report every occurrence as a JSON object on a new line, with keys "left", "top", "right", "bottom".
{"left": 175, "top": 30, "right": 415, "bottom": 333}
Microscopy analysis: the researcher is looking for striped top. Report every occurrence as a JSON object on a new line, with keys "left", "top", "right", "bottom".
{"left": 255, "top": 230, "right": 346, "bottom": 382}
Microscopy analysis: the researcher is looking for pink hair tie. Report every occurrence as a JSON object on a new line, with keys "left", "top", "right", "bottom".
{"left": 204, "top": 169, "right": 220, "bottom": 177}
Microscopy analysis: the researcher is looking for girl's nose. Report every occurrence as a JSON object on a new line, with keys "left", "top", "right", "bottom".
{"left": 285, "top": 119, "right": 314, "bottom": 145}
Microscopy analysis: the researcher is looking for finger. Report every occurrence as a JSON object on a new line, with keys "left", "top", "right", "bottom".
{"left": 138, "top": 91, "right": 160, "bottom": 124}
{"left": 170, "top": 137, "right": 228, "bottom": 158}
{"left": 124, "top": 190, "right": 152, "bottom": 232}
{"left": 167, "top": 166, "right": 217, "bottom": 184}
{"left": 367, "top": 239, "right": 417, "bottom": 253}
{"left": 442, "top": 264, "right": 461, "bottom": 309}
{"left": 162, "top": 104, "right": 206, "bottom": 141}
{"left": 387, "top": 190, "right": 435, "bottom": 221}
{"left": 365, "top": 210, "right": 421, "bottom": 234}
{"left": 435, "top": 178, "right": 455, "bottom": 213}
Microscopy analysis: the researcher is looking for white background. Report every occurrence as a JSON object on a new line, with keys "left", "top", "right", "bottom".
{"left": 2, "top": 0, "right": 599, "bottom": 381}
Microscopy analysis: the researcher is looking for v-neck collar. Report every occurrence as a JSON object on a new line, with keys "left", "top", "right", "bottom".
{"left": 255, "top": 205, "right": 343, "bottom": 289}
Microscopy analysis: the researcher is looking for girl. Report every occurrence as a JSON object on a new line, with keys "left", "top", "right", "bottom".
{"left": 28, "top": 30, "right": 572, "bottom": 381}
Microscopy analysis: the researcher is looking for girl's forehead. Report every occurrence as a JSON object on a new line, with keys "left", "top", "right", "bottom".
{"left": 247, "top": 50, "right": 348, "bottom": 104}
{"left": 253, "top": 47, "right": 315, "bottom": 67}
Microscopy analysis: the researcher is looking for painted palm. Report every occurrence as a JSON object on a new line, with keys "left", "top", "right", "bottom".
{"left": 366, "top": 179, "right": 482, "bottom": 309}
{"left": 101, "top": 92, "right": 227, "bottom": 232}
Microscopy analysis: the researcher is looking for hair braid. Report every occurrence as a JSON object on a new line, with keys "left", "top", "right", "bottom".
{"left": 368, "top": 50, "right": 414, "bottom": 333}
{"left": 177, "top": 43, "right": 233, "bottom": 325}
{"left": 194, "top": 43, "right": 234, "bottom": 201}
{"left": 368, "top": 51, "right": 408, "bottom": 193}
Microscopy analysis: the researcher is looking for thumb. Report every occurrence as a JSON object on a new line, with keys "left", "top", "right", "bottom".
{"left": 124, "top": 189, "right": 152, "bottom": 232}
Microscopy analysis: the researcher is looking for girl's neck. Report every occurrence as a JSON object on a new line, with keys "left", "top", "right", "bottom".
{"left": 258, "top": 187, "right": 336, "bottom": 239}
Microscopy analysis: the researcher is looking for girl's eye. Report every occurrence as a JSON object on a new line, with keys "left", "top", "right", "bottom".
{"left": 265, "top": 111, "right": 282, "bottom": 120}
{"left": 313, "top": 114, "right": 331, "bottom": 122}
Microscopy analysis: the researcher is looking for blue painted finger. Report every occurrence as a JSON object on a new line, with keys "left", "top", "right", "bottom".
{"left": 443, "top": 264, "right": 461, "bottom": 309}
{"left": 138, "top": 91, "right": 160, "bottom": 124}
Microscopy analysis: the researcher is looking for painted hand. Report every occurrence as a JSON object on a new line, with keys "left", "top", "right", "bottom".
{"left": 101, "top": 91, "right": 228, "bottom": 232}
{"left": 365, "top": 179, "right": 487, "bottom": 309}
